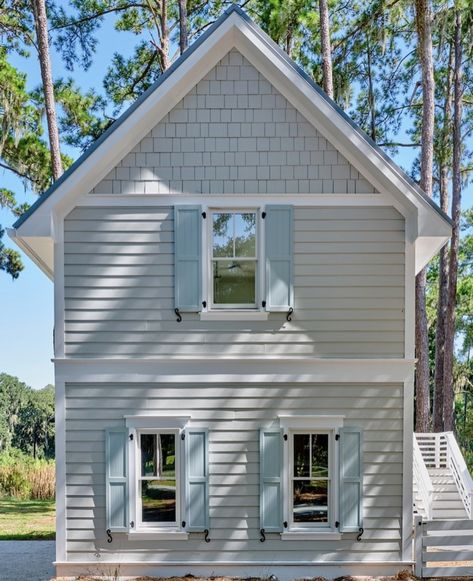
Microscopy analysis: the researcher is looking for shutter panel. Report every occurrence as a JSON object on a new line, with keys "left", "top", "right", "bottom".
{"left": 105, "top": 427, "right": 129, "bottom": 532}
{"left": 185, "top": 428, "right": 209, "bottom": 531}
{"left": 265, "top": 205, "right": 294, "bottom": 311}
{"left": 174, "top": 206, "right": 202, "bottom": 311}
{"left": 260, "top": 429, "right": 283, "bottom": 532}
{"left": 339, "top": 426, "right": 363, "bottom": 533}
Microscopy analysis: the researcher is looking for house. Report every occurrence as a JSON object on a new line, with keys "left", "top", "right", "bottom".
{"left": 9, "top": 6, "right": 452, "bottom": 580}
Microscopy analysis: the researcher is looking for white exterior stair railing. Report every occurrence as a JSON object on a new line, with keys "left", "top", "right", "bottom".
{"left": 445, "top": 431, "right": 473, "bottom": 519}
{"left": 413, "top": 437, "right": 434, "bottom": 520}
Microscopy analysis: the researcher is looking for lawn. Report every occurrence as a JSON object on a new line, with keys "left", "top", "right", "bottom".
{"left": 0, "top": 497, "right": 55, "bottom": 540}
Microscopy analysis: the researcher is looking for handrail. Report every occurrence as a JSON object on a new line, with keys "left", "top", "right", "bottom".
{"left": 413, "top": 437, "right": 434, "bottom": 521}
{"left": 445, "top": 431, "right": 473, "bottom": 519}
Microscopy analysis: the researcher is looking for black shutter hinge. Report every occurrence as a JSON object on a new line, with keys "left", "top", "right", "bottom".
{"left": 130, "top": 521, "right": 134, "bottom": 529}
{"left": 283, "top": 433, "right": 288, "bottom": 441}
{"left": 174, "top": 307, "right": 182, "bottom": 322}
{"left": 202, "top": 301, "right": 207, "bottom": 308}
{"left": 106, "top": 529, "right": 113, "bottom": 543}
{"left": 181, "top": 432, "right": 185, "bottom": 441}
{"left": 335, "top": 434, "right": 340, "bottom": 441}
{"left": 262, "top": 300, "right": 266, "bottom": 308}
{"left": 283, "top": 521, "right": 288, "bottom": 528}
{"left": 262, "top": 211, "right": 266, "bottom": 219}
{"left": 129, "top": 433, "right": 134, "bottom": 441}
{"left": 202, "top": 211, "right": 206, "bottom": 219}
{"left": 181, "top": 520, "right": 186, "bottom": 528}
{"left": 335, "top": 521, "right": 340, "bottom": 529}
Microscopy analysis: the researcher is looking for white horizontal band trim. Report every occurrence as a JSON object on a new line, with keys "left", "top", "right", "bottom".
{"left": 125, "top": 415, "right": 190, "bottom": 429}
{"left": 77, "top": 192, "right": 394, "bottom": 208}
{"left": 55, "top": 560, "right": 414, "bottom": 566}
{"left": 54, "top": 357, "right": 416, "bottom": 383}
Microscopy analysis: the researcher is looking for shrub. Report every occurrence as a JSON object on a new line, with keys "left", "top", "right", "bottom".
{"left": 0, "top": 449, "right": 55, "bottom": 500}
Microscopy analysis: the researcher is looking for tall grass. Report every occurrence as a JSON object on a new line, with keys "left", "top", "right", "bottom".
{"left": 0, "top": 450, "right": 55, "bottom": 500}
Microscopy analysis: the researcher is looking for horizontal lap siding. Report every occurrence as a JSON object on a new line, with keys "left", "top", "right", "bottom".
{"left": 90, "top": 49, "right": 377, "bottom": 197}
{"left": 64, "top": 205, "right": 405, "bottom": 358}
{"left": 65, "top": 382, "right": 403, "bottom": 562}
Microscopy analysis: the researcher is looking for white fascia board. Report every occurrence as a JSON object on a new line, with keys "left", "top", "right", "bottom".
{"left": 7, "top": 229, "right": 54, "bottom": 280}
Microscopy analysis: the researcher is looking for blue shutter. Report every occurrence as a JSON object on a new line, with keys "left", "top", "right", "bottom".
{"left": 265, "top": 205, "right": 294, "bottom": 311}
{"left": 105, "top": 427, "right": 129, "bottom": 532}
{"left": 339, "top": 426, "right": 363, "bottom": 533}
{"left": 174, "top": 206, "right": 202, "bottom": 311}
{"left": 185, "top": 428, "right": 209, "bottom": 531}
{"left": 260, "top": 429, "right": 283, "bottom": 532}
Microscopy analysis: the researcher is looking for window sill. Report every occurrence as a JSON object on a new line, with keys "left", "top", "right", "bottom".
{"left": 281, "top": 531, "right": 342, "bottom": 541}
{"left": 200, "top": 310, "right": 269, "bottom": 321}
{"left": 127, "top": 530, "right": 189, "bottom": 541}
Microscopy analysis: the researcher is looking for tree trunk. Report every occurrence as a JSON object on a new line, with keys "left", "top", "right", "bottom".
{"left": 444, "top": 7, "right": 463, "bottom": 432}
{"left": 31, "top": 0, "right": 63, "bottom": 181}
{"left": 414, "top": 0, "right": 435, "bottom": 432}
{"left": 318, "top": 0, "right": 334, "bottom": 99}
{"left": 178, "top": 0, "right": 188, "bottom": 54}
{"left": 160, "top": 0, "right": 170, "bottom": 71}
{"left": 433, "top": 43, "right": 454, "bottom": 432}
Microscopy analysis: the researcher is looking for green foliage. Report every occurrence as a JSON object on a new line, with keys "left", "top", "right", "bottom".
{"left": 0, "top": 374, "right": 55, "bottom": 460}
{"left": 0, "top": 449, "right": 55, "bottom": 501}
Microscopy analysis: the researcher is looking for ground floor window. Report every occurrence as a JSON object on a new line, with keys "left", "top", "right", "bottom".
{"left": 137, "top": 430, "right": 179, "bottom": 528}
{"left": 292, "top": 432, "right": 330, "bottom": 524}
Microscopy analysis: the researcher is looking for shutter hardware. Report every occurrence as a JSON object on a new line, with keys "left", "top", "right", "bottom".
{"left": 181, "top": 520, "right": 186, "bottom": 528}
{"left": 129, "top": 433, "right": 134, "bottom": 441}
{"left": 262, "top": 212, "right": 266, "bottom": 219}
{"left": 106, "top": 529, "right": 113, "bottom": 543}
{"left": 335, "top": 521, "right": 340, "bottom": 528}
{"left": 259, "top": 528, "right": 266, "bottom": 542}
{"left": 130, "top": 521, "right": 134, "bottom": 529}
{"left": 202, "top": 301, "right": 207, "bottom": 308}
{"left": 174, "top": 308, "right": 182, "bottom": 322}
{"left": 335, "top": 434, "right": 340, "bottom": 441}
{"left": 204, "top": 529, "right": 210, "bottom": 543}
{"left": 283, "top": 521, "right": 288, "bottom": 528}
{"left": 286, "top": 307, "right": 294, "bottom": 322}
{"left": 262, "top": 300, "right": 266, "bottom": 308}
{"left": 283, "top": 433, "right": 288, "bottom": 441}
{"left": 357, "top": 527, "right": 364, "bottom": 541}
{"left": 181, "top": 432, "right": 185, "bottom": 441}
{"left": 202, "top": 211, "right": 206, "bottom": 219}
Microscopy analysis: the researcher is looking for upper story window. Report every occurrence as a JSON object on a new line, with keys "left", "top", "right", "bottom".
{"left": 211, "top": 210, "right": 258, "bottom": 309}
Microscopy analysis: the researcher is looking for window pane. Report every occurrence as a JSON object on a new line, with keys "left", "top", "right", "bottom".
{"left": 213, "top": 213, "right": 233, "bottom": 257}
{"left": 293, "top": 434, "right": 310, "bottom": 477}
{"left": 141, "top": 479, "right": 176, "bottom": 522}
{"left": 312, "top": 434, "right": 329, "bottom": 477}
{"left": 235, "top": 213, "right": 256, "bottom": 257}
{"left": 293, "top": 480, "right": 328, "bottom": 523}
{"left": 213, "top": 260, "right": 256, "bottom": 305}
{"left": 159, "top": 434, "right": 176, "bottom": 479}
{"left": 141, "top": 434, "right": 157, "bottom": 477}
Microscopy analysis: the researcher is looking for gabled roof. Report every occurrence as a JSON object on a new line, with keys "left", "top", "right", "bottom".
{"left": 9, "top": 4, "right": 451, "bottom": 278}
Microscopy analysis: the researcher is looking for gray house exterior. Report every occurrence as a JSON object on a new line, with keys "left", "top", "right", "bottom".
{"left": 10, "top": 7, "right": 451, "bottom": 580}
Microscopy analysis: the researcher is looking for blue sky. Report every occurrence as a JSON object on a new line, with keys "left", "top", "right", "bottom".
{"left": 0, "top": 12, "right": 472, "bottom": 390}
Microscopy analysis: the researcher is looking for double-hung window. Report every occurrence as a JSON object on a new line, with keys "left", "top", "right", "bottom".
{"left": 137, "top": 431, "right": 178, "bottom": 528}
{"left": 291, "top": 432, "right": 330, "bottom": 526}
{"left": 210, "top": 210, "right": 258, "bottom": 309}
{"left": 174, "top": 205, "right": 294, "bottom": 317}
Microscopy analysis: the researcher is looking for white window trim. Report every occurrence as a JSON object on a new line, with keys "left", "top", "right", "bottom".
{"left": 279, "top": 415, "right": 344, "bottom": 539}
{"left": 203, "top": 207, "right": 265, "bottom": 313}
{"left": 126, "top": 416, "right": 189, "bottom": 539}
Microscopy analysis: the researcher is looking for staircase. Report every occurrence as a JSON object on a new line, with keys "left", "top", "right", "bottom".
{"left": 413, "top": 432, "right": 473, "bottom": 521}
